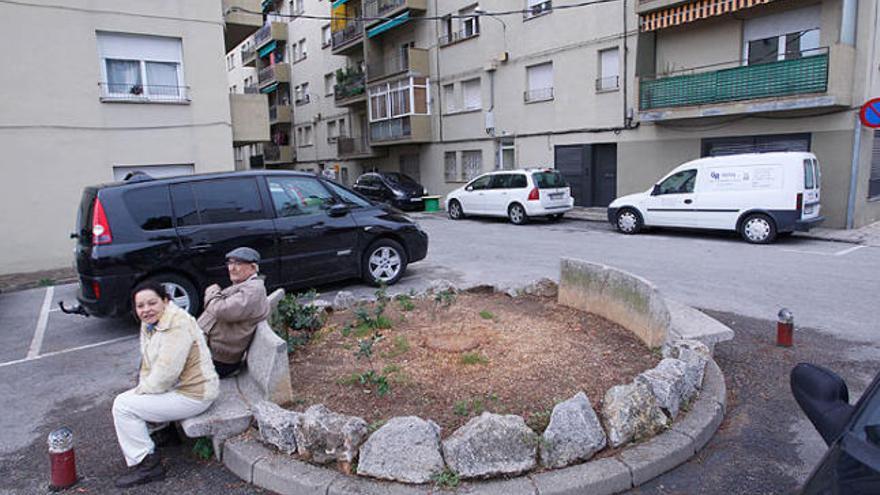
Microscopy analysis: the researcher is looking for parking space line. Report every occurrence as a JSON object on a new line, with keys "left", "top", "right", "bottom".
{"left": 835, "top": 245, "right": 865, "bottom": 256}
{"left": 26, "top": 287, "right": 53, "bottom": 359}
{"left": 0, "top": 335, "right": 137, "bottom": 369}
{"left": 781, "top": 244, "right": 866, "bottom": 257}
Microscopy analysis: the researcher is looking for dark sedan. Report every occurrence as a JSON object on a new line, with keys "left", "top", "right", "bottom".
{"left": 353, "top": 172, "right": 427, "bottom": 211}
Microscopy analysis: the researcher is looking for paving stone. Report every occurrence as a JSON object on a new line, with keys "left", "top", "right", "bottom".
{"left": 457, "top": 476, "right": 537, "bottom": 495}
{"left": 252, "top": 452, "right": 341, "bottom": 495}
{"left": 616, "top": 430, "right": 694, "bottom": 486}
{"left": 531, "top": 457, "right": 632, "bottom": 495}
{"left": 702, "top": 360, "right": 727, "bottom": 413}
{"left": 326, "top": 476, "right": 433, "bottom": 495}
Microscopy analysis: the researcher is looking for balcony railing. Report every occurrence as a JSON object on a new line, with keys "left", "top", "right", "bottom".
{"left": 241, "top": 44, "right": 256, "bottom": 64}
{"left": 524, "top": 87, "right": 554, "bottom": 103}
{"left": 337, "top": 136, "right": 370, "bottom": 156}
{"left": 264, "top": 143, "right": 292, "bottom": 162}
{"left": 370, "top": 116, "right": 411, "bottom": 142}
{"left": 244, "top": 83, "right": 259, "bottom": 94}
{"left": 439, "top": 27, "right": 479, "bottom": 46}
{"left": 295, "top": 93, "right": 311, "bottom": 106}
{"left": 99, "top": 83, "right": 191, "bottom": 103}
{"left": 596, "top": 76, "right": 620, "bottom": 91}
{"left": 334, "top": 72, "right": 366, "bottom": 101}
{"left": 640, "top": 49, "right": 830, "bottom": 110}
{"left": 258, "top": 63, "right": 289, "bottom": 86}
{"left": 364, "top": 0, "right": 406, "bottom": 19}
{"left": 331, "top": 21, "right": 363, "bottom": 50}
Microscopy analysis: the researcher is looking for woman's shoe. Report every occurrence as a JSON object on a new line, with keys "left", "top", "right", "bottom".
{"left": 114, "top": 452, "right": 165, "bottom": 488}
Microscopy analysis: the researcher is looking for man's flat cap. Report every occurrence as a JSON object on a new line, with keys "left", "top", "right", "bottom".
{"left": 225, "top": 247, "right": 260, "bottom": 263}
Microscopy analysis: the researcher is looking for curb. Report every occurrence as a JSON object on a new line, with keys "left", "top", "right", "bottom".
{"left": 222, "top": 356, "right": 727, "bottom": 495}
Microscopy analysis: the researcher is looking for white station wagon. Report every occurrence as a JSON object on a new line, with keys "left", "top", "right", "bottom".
{"left": 608, "top": 152, "right": 824, "bottom": 244}
{"left": 445, "top": 169, "right": 574, "bottom": 225}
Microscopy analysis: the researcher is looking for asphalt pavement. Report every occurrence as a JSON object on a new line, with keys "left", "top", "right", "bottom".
{"left": 1, "top": 215, "right": 877, "bottom": 494}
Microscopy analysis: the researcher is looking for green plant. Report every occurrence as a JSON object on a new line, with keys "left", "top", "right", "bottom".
{"left": 453, "top": 400, "right": 469, "bottom": 416}
{"left": 38, "top": 278, "right": 54, "bottom": 287}
{"left": 358, "top": 370, "right": 389, "bottom": 396}
{"left": 432, "top": 469, "right": 460, "bottom": 489}
{"left": 284, "top": 332, "right": 312, "bottom": 353}
{"left": 336, "top": 373, "right": 361, "bottom": 386}
{"left": 382, "top": 364, "right": 401, "bottom": 374}
{"left": 367, "top": 419, "right": 387, "bottom": 433}
{"left": 479, "top": 310, "right": 495, "bottom": 320}
{"left": 192, "top": 437, "right": 213, "bottom": 460}
{"left": 381, "top": 335, "right": 410, "bottom": 359}
{"left": 430, "top": 288, "right": 457, "bottom": 320}
{"left": 526, "top": 409, "right": 552, "bottom": 433}
{"left": 396, "top": 293, "right": 416, "bottom": 312}
{"left": 272, "top": 290, "right": 325, "bottom": 334}
{"left": 460, "top": 352, "right": 489, "bottom": 366}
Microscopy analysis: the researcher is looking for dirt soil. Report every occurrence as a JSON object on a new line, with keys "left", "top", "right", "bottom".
{"left": 286, "top": 290, "right": 659, "bottom": 436}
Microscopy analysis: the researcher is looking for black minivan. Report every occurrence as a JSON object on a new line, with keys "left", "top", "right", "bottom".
{"left": 353, "top": 172, "right": 427, "bottom": 211}
{"left": 72, "top": 171, "right": 428, "bottom": 317}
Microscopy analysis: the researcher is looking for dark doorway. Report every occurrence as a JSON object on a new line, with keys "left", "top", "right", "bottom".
{"left": 554, "top": 144, "right": 617, "bottom": 207}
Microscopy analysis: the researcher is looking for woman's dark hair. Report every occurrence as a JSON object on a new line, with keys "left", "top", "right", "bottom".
{"left": 131, "top": 281, "right": 169, "bottom": 304}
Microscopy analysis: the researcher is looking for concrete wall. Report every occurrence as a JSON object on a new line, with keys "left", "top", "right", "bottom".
{"left": 0, "top": 0, "right": 235, "bottom": 274}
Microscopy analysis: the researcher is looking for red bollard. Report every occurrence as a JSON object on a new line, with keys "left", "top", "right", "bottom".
{"left": 777, "top": 308, "right": 794, "bottom": 347}
{"left": 48, "top": 426, "right": 77, "bottom": 491}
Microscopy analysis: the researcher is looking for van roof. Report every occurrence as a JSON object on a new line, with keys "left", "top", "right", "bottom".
{"left": 91, "top": 169, "right": 317, "bottom": 190}
{"left": 675, "top": 151, "right": 816, "bottom": 171}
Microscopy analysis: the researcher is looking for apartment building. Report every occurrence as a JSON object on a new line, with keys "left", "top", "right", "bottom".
{"left": 231, "top": 0, "right": 879, "bottom": 229}
{"left": 0, "top": 0, "right": 261, "bottom": 275}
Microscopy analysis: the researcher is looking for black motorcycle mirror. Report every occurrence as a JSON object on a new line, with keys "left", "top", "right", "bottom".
{"left": 791, "top": 363, "right": 856, "bottom": 446}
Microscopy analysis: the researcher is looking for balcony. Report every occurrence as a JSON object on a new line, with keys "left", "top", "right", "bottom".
{"left": 331, "top": 21, "right": 364, "bottom": 55}
{"left": 337, "top": 136, "right": 386, "bottom": 159}
{"left": 638, "top": 49, "right": 844, "bottom": 121}
{"left": 230, "top": 93, "right": 270, "bottom": 145}
{"left": 294, "top": 93, "right": 311, "bottom": 106}
{"left": 264, "top": 143, "right": 294, "bottom": 164}
{"left": 258, "top": 63, "right": 290, "bottom": 87}
{"left": 241, "top": 44, "right": 257, "bottom": 67}
{"left": 254, "top": 21, "right": 288, "bottom": 49}
{"left": 223, "top": 0, "right": 262, "bottom": 52}
{"left": 366, "top": 47, "right": 429, "bottom": 82}
{"left": 268, "top": 103, "right": 291, "bottom": 124}
{"left": 369, "top": 115, "right": 431, "bottom": 145}
{"left": 363, "top": 0, "right": 427, "bottom": 28}
{"left": 334, "top": 71, "right": 366, "bottom": 106}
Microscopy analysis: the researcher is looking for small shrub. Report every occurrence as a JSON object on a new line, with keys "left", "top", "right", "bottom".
{"left": 453, "top": 400, "right": 469, "bottom": 416}
{"left": 479, "top": 310, "right": 495, "bottom": 320}
{"left": 526, "top": 409, "right": 552, "bottom": 433}
{"left": 381, "top": 335, "right": 410, "bottom": 359}
{"left": 272, "top": 290, "right": 325, "bottom": 334}
{"left": 432, "top": 469, "right": 460, "bottom": 489}
{"left": 192, "top": 437, "right": 213, "bottom": 460}
{"left": 396, "top": 294, "right": 416, "bottom": 312}
{"left": 460, "top": 352, "right": 489, "bottom": 366}
{"left": 367, "top": 419, "right": 387, "bottom": 433}
{"left": 38, "top": 278, "right": 54, "bottom": 287}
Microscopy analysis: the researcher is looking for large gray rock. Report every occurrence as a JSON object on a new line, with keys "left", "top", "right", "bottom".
{"left": 637, "top": 358, "right": 691, "bottom": 419}
{"left": 428, "top": 279, "right": 458, "bottom": 294}
{"left": 540, "top": 392, "right": 607, "bottom": 468}
{"left": 295, "top": 404, "right": 368, "bottom": 465}
{"left": 523, "top": 278, "right": 559, "bottom": 298}
{"left": 332, "top": 291, "right": 357, "bottom": 310}
{"left": 603, "top": 381, "right": 669, "bottom": 448}
{"left": 442, "top": 412, "right": 537, "bottom": 479}
{"left": 357, "top": 416, "right": 445, "bottom": 484}
{"left": 253, "top": 400, "right": 302, "bottom": 455}
{"left": 663, "top": 339, "right": 711, "bottom": 396}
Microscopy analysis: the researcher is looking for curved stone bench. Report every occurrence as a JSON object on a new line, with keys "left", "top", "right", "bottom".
{"left": 181, "top": 288, "right": 292, "bottom": 458}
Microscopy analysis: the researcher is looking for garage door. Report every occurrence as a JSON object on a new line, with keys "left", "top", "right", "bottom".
{"left": 554, "top": 144, "right": 617, "bottom": 207}
{"left": 701, "top": 133, "right": 811, "bottom": 157}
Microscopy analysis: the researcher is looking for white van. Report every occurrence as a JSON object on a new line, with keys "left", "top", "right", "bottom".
{"left": 607, "top": 152, "right": 823, "bottom": 244}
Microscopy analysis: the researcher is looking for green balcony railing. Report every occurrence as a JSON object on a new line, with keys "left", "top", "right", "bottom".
{"left": 640, "top": 50, "right": 829, "bottom": 111}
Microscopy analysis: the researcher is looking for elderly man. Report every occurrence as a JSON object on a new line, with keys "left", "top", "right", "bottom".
{"left": 198, "top": 247, "right": 269, "bottom": 378}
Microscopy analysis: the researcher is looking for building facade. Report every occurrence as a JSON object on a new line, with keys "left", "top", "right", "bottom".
{"left": 0, "top": 0, "right": 261, "bottom": 275}
{"left": 231, "top": 0, "right": 880, "bottom": 229}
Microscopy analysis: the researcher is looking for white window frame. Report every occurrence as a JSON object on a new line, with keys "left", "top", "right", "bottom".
{"left": 321, "top": 25, "right": 331, "bottom": 48}
{"left": 367, "top": 77, "right": 431, "bottom": 123}
{"left": 324, "top": 73, "right": 335, "bottom": 96}
{"left": 597, "top": 47, "right": 620, "bottom": 92}
{"left": 97, "top": 32, "right": 188, "bottom": 103}
{"left": 525, "top": 0, "right": 552, "bottom": 20}
{"left": 525, "top": 61, "right": 554, "bottom": 103}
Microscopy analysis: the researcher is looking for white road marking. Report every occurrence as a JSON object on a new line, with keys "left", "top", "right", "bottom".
{"left": 0, "top": 335, "right": 136, "bottom": 369}
{"left": 26, "top": 287, "right": 54, "bottom": 359}
{"left": 835, "top": 245, "right": 865, "bottom": 256}
{"left": 781, "top": 244, "right": 866, "bottom": 257}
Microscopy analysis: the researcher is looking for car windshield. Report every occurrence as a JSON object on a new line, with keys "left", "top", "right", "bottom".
{"left": 532, "top": 171, "right": 568, "bottom": 189}
{"left": 384, "top": 173, "right": 419, "bottom": 186}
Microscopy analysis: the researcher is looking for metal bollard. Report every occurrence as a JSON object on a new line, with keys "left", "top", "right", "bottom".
{"left": 48, "top": 426, "right": 77, "bottom": 491}
{"left": 777, "top": 308, "right": 794, "bottom": 347}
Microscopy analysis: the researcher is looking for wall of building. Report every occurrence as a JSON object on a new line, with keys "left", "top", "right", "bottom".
{"left": 0, "top": 0, "right": 234, "bottom": 274}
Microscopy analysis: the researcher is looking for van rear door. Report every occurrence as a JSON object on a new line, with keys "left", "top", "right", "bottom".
{"left": 802, "top": 158, "right": 821, "bottom": 219}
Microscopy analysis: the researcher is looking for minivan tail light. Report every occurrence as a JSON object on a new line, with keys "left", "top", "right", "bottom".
{"left": 796, "top": 193, "right": 803, "bottom": 212}
{"left": 92, "top": 280, "right": 101, "bottom": 300}
{"left": 528, "top": 187, "right": 540, "bottom": 201}
{"left": 91, "top": 197, "right": 113, "bottom": 245}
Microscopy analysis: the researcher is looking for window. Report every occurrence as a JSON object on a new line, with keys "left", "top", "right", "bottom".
{"left": 440, "top": 6, "right": 480, "bottom": 45}
{"left": 171, "top": 179, "right": 264, "bottom": 226}
{"left": 870, "top": 131, "right": 880, "bottom": 199}
{"left": 499, "top": 139, "right": 515, "bottom": 170}
{"left": 462, "top": 78, "right": 481, "bottom": 110}
{"left": 743, "top": 6, "right": 821, "bottom": 64}
{"left": 324, "top": 181, "right": 371, "bottom": 207}
{"left": 337, "top": 118, "right": 347, "bottom": 137}
{"left": 297, "top": 125, "right": 313, "bottom": 146}
{"left": 525, "top": 0, "right": 552, "bottom": 19}
{"left": 226, "top": 54, "right": 235, "bottom": 71}
{"left": 444, "top": 152, "right": 458, "bottom": 182}
{"left": 461, "top": 150, "right": 483, "bottom": 181}
{"left": 294, "top": 39, "right": 307, "bottom": 62}
{"left": 532, "top": 171, "right": 568, "bottom": 188}
{"left": 525, "top": 62, "right": 553, "bottom": 102}
{"left": 268, "top": 177, "right": 334, "bottom": 218}
{"left": 327, "top": 120, "right": 338, "bottom": 142}
{"left": 295, "top": 82, "right": 310, "bottom": 104}
{"left": 293, "top": 0, "right": 305, "bottom": 15}
{"left": 804, "top": 159, "right": 816, "bottom": 190}
{"left": 123, "top": 186, "right": 173, "bottom": 230}
{"left": 321, "top": 25, "right": 331, "bottom": 47}
{"left": 97, "top": 32, "right": 186, "bottom": 101}
{"left": 468, "top": 174, "right": 492, "bottom": 190}
{"left": 324, "top": 73, "right": 335, "bottom": 95}
{"left": 597, "top": 47, "right": 619, "bottom": 91}
{"left": 367, "top": 77, "right": 430, "bottom": 122}
{"left": 443, "top": 84, "right": 457, "bottom": 113}
{"left": 657, "top": 170, "right": 697, "bottom": 195}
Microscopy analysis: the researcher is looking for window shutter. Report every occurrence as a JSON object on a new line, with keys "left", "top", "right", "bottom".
{"left": 527, "top": 63, "right": 553, "bottom": 90}
{"left": 463, "top": 79, "right": 481, "bottom": 110}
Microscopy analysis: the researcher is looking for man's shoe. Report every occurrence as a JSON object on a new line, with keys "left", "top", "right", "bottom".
{"left": 150, "top": 425, "right": 182, "bottom": 447}
{"left": 114, "top": 453, "right": 165, "bottom": 488}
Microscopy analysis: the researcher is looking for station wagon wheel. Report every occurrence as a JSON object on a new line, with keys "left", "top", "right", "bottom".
{"left": 508, "top": 203, "right": 528, "bottom": 225}
{"left": 448, "top": 200, "right": 464, "bottom": 220}
{"left": 741, "top": 214, "right": 777, "bottom": 244}
{"left": 616, "top": 208, "right": 642, "bottom": 235}
{"left": 363, "top": 239, "right": 408, "bottom": 286}
{"left": 143, "top": 273, "right": 200, "bottom": 315}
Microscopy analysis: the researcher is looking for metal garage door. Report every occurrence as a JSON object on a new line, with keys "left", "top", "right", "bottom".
{"left": 701, "top": 133, "right": 811, "bottom": 157}
{"left": 554, "top": 144, "right": 617, "bottom": 207}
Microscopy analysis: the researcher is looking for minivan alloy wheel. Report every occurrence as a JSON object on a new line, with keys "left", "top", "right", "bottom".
{"left": 368, "top": 246, "right": 402, "bottom": 282}
{"left": 163, "top": 282, "right": 192, "bottom": 313}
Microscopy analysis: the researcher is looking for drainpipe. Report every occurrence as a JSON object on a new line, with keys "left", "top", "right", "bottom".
{"left": 841, "top": 0, "right": 857, "bottom": 45}
{"left": 846, "top": 116, "right": 862, "bottom": 229}
{"left": 622, "top": 0, "right": 629, "bottom": 127}
{"left": 433, "top": 0, "right": 444, "bottom": 142}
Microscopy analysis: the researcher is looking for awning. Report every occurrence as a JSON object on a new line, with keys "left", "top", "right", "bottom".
{"left": 258, "top": 41, "right": 277, "bottom": 58}
{"left": 367, "top": 12, "right": 410, "bottom": 38}
{"left": 261, "top": 0, "right": 274, "bottom": 12}
{"left": 331, "top": 0, "right": 351, "bottom": 8}
{"left": 640, "top": 0, "right": 776, "bottom": 32}
{"left": 260, "top": 82, "right": 279, "bottom": 94}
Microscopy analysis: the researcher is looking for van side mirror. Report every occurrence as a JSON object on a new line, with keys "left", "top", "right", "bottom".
{"left": 651, "top": 184, "right": 661, "bottom": 196}
{"left": 466, "top": 186, "right": 474, "bottom": 192}
{"left": 327, "top": 203, "right": 350, "bottom": 218}
{"left": 791, "top": 363, "right": 856, "bottom": 446}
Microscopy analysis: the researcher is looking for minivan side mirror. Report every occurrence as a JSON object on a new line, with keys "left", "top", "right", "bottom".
{"left": 466, "top": 186, "right": 474, "bottom": 192}
{"left": 651, "top": 184, "right": 661, "bottom": 196}
{"left": 791, "top": 363, "right": 856, "bottom": 446}
{"left": 327, "top": 203, "right": 350, "bottom": 218}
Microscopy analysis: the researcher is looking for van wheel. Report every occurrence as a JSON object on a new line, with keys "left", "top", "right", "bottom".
{"left": 448, "top": 200, "right": 465, "bottom": 220}
{"left": 740, "top": 214, "right": 777, "bottom": 244}
{"left": 616, "top": 208, "right": 642, "bottom": 235}
{"left": 363, "top": 239, "right": 408, "bottom": 286}
{"left": 143, "top": 273, "right": 200, "bottom": 315}
{"left": 508, "top": 203, "right": 528, "bottom": 225}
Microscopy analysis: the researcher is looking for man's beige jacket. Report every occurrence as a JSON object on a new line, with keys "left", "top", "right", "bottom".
{"left": 198, "top": 274, "right": 269, "bottom": 364}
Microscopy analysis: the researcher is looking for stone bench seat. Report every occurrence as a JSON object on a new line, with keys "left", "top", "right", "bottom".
{"left": 180, "top": 289, "right": 291, "bottom": 459}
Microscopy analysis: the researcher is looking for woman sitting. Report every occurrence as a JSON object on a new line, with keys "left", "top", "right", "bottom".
{"left": 112, "top": 282, "right": 219, "bottom": 488}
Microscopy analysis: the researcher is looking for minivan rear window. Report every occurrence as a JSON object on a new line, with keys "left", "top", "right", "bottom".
{"left": 77, "top": 188, "right": 97, "bottom": 245}
{"left": 532, "top": 171, "right": 568, "bottom": 189}
{"left": 124, "top": 186, "right": 172, "bottom": 231}
{"left": 804, "top": 159, "right": 816, "bottom": 190}
{"left": 170, "top": 178, "right": 265, "bottom": 226}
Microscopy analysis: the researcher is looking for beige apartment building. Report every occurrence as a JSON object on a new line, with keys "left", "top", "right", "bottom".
{"left": 0, "top": 0, "right": 263, "bottom": 275}
{"left": 231, "top": 0, "right": 880, "bottom": 229}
